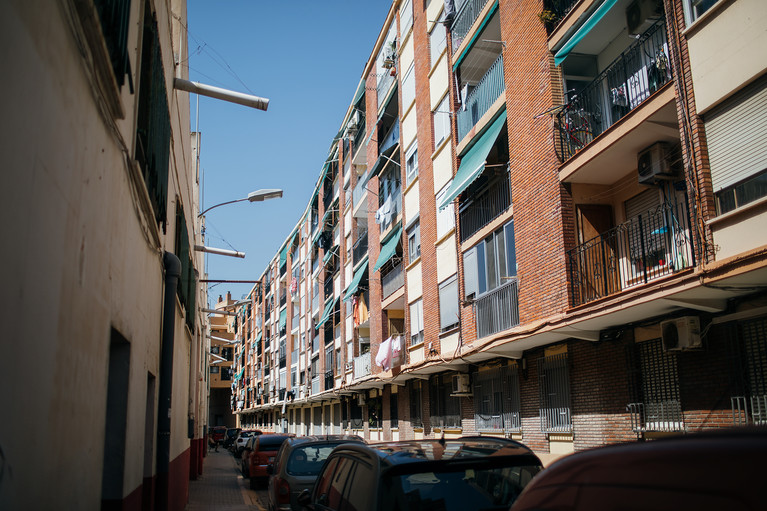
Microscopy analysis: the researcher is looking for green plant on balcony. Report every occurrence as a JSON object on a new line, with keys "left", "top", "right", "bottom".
{"left": 538, "top": 9, "right": 558, "bottom": 25}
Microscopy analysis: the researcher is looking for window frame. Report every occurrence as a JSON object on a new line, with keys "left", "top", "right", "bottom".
{"left": 429, "top": 19, "right": 447, "bottom": 68}
{"left": 438, "top": 275, "right": 459, "bottom": 332}
{"left": 405, "top": 142, "right": 419, "bottom": 185}
{"left": 402, "top": 62, "right": 416, "bottom": 111}
{"left": 407, "top": 220, "right": 421, "bottom": 264}
{"left": 433, "top": 94, "right": 451, "bottom": 149}
{"left": 409, "top": 299, "right": 424, "bottom": 346}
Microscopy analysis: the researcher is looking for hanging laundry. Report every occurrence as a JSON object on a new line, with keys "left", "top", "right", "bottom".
{"left": 375, "top": 336, "right": 393, "bottom": 371}
{"left": 611, "top": 85, "right": 628, "bottom": 107}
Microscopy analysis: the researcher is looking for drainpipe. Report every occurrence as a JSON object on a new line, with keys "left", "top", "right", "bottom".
{"left": 156, "top": 251, "right": 181, "bottom": 511}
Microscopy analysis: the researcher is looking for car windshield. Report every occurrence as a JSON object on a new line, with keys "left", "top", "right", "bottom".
{"left": 381, "top": 464, "right": 541, "bottom": 511}
{"left": 286, "top": 444, "right": 339, "bottom": 476}
{"left": 259, "top": 436, "right": 290, "bottom": 449}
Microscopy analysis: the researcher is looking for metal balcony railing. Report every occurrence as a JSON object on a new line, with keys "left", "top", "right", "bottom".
{"left": 353, "top": 232, "right": 368, "bottom": 266}
{"left": 459, "top": 167, "right": 511, "bottom": 242}
{"left": 627, "top": 401, "right": 684, "bottom": 432}
{"left": 353, "top": 352, "right": 371, "bottom": 380}
{"left": 352, "top": 113, "right": 367, "bottom": 153}
{"left": 312, "top": 292, "right": 319, "bottom": 313}
{"left": 353, "top": 170, "right": 369, "bottom": 210}
{"left": 382, "top": 261, "right": 404, "bottom": 299}
{"left": 324, "top": 370, "right": 334, "bottom": 391}
{"left": 567, "top": 197, "right": 695, "bottom": 307}
{"left": 540, "top": 0, "right": 579, "bottom": 35}
{"left": 555, "top": 19, "right": 670, "bottom": 162}
{"left": 291, "top": 314, "right": 299, "bottom": 331}
{"left": 323, "top": 276, "right": 334, "bottom": 299}
{"left": 475, "top": 278, "right": 519, "bottom": 339}
{"left": 377, "top": 68, "right": 396, "bottom": 110}
{"left": 450, "top": 0, "right": 491, "bottom": 52}
{"left": 457, "top": 54, "right": 505, "bottom": 141}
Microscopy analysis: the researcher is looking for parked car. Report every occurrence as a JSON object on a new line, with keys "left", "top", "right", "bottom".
{"left": 510, "top": 428, "right": 767, "bottom": 511}
{"left": 266, "top": 435, "right": 365, "bottom": 511}
{"left": 223, "top": 427, "right": 241, "bottom": 450}
{"left": 297, "top": 437, "right": 542, "bottom": 511}
{"left": 240, "top": 434, "right": 267, "bottom": 477}
{"left": 233, "top": 429, "right": 262, "bottom": 458}
{"left": 248, "top": 433, "right": 293, "bottom": 490}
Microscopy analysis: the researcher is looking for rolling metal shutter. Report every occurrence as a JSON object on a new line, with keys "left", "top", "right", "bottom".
{"left": 705, "top": 74, "right": 767, "bottom": 192}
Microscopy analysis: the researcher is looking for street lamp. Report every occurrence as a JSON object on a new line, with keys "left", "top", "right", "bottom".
{"left": 198, "top": 188, "right": 283, "bottom": 217}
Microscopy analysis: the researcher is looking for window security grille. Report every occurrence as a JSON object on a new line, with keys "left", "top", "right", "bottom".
{"left": 627, "top": 339, "right": 684, "bottom": 432}
{"left": 473, "top": 365, "right": 521, "bottom": 432}
{"left": 538, "top": 353, "right": 572, "bottom": 433}
{"left": 429, "top": 374, "right": 462, "bottom": 429}
{"left": 410, "top": 381, "right": 423, "bottom": 428}
{"left": 729, "top": 317, "right": 767, "bottom": 425}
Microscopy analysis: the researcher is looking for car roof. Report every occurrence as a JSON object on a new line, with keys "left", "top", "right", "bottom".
{"left": 284, "top": 434, "right": 365, "bottom": 447}
{"left": 511, "top": 429, "right": 767, "bottom": 510}
{"left": 334, "top": 437, "right": 541, "bottom": 469}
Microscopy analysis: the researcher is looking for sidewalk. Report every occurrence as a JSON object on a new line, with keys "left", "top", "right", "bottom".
{"left": 186, "top": 449, "right": 263, "bottom": 511}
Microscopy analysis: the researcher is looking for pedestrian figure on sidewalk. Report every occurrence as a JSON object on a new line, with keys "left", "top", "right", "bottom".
{"left": 208, "top": 436, "right": 218, "bottom": 452}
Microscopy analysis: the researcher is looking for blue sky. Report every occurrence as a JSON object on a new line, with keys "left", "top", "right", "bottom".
{"left": 185, "top": 1, "right": 392, "bottom": 303}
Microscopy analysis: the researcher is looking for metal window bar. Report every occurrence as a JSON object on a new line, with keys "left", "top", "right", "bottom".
{"left": 353, "top": 231, "right": 368, "bottom": 266}
{"left": 567, "top": 195, "right": 695, "bottom": 307}
{"left": 627, "top": 339, "right": 684, "bottom": 432}
{"left": 459, "top": 167, "right": 512, "bottom": 242}
{"left": 410, "top": 382, "right": 423, "bottom": 428}
{"left": 457, "top": 54, "right": 505, "bottom": 141}
{"left": 538, "top": 353, "right": 572, "bottom": 433}
{"left": 473, "top": 365, "right": 521, "bottom": 432}
{"left": 555, "top": 19, "right": 670, "bottom": 162}
{"left": 354, "top": 352, "right": 372, "bottom": 379}
{"left": 475, "top": 278, "right": 520, "bottom": 339}
{"left": 450, "top": 0, "right": 492, "bottom": 52}
{"left": 93, "top": 0, "right": 132, "bottom": 87}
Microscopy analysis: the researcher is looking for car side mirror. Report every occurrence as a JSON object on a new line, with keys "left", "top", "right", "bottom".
{"left": 297, "top": 489, "right": 313, "bottom": 508}
{"left": 266, "top": 464, "right": 273, "bottom": 475}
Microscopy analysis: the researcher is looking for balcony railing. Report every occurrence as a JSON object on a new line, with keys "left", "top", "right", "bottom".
{"left": 457, "top": 54, "right": 505, "bottom": 141}
{"left": 459, "top": 167, "right": 511, "bottom": 242}
{"left": 450, "top": 0, "right": 491, "bottom": 52}
{"left": 323, "top": 275, "right": 334, "bottom": 299}
{"left": 377, "top": 68, "right": 396, "bottom": 110}
{"left": 324, "top": 370, "right": 334, "bottom": 391}
{"left": 378, "top": 190, "right": 402, "bottom": 234}
{"left": 627, "top": 401, "right": 684, "bottom": 432}
{"left": 354, "top": 352, "right": 372, "bottom": 380}
{"left": 555, "top": 19, "right": 670, "bottom": 162}
{"left": 353, "top": 170, "right": 369, "bottom": 210}
{"left": 352, "top": 113, "right": 367, "bottom": 153}
{"left": 475, "top": 278, "right": 520, "bottom": 339}
{"left": 353, "top": 232, "right": 368, "bottom": 266}
{"left": 540, "top": 0, "right": 579, "bottom": 35}
{"left": 382, "top": 261, "right": 404, "bottom": 299}
{"left": 567, "top": 197, "right": 695, "bottom": 307}
{"left": 291, "top": 313, "right": 299, "bottom": 331}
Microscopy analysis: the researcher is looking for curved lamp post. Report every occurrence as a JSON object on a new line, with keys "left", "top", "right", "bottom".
{"left": 198, "top": 188, "right": 283, "bottom": 217}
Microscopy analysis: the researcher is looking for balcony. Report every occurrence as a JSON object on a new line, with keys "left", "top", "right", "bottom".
{"left": 567, "top": 197, "right": 696, "bottom": 307}
{"left": 475, "top": 278, "right": 520, "bottom": 339}
{"left": 353, "top": 231, "right": 368, "bottom": 267}
{"left": 324, "top": 370, "right": 334, "bottom": 391}
{"left": 555, "top": 19, "right": 670, "bottom": 163}
{"left": 378, "top": 189, "right": 402, "bottom": 234}
{"left": 540, "top": 0, "right": 579, "bottom": 35}
{"left": 311, "top": 376, "right": 320, "bottom": 395}
{"left": 450, "top": 0, "right": 492, "bottom": 51}
{"left": 312, "top": 334, "right": 319, "bottom": 354}
{"left": 382, "top": 261, "right": 404, "bottom": 299}
{"left": 323, "top": 275, "right": 334, "bottom": 299}
{"left": 457, "top": 54, "right": 504, "bottom": 142}
{"left": 459, "top": 166, "right": 511, "bottom": 242}
{"left": 353, "top": 169, "right": 369, "bottom": 216}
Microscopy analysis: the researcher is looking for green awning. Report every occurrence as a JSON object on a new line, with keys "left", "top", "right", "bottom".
{"left": 279, "top": 244, "right": 288, "bottom": 267}
{"left": 311, "top": 226, "right": 326, "bottom": 246}
{"left": 323, "top": 245, "right": 338, "bottom": 264}
{"left": 309, "top": 162, "right": 331, "bottom": 205}
{"left": 316, "top": 297, "right": 339, "bottom": 329}
{"left": 344, "top": 259, "right": 369, "bottom": 301}
{"left": 438, "top": 110, "right": 507, "bottom": 210}
{"left": 352, "top": 77, "right": 365, "bottom": 106}
{"left": 255, "top": 331, "right": 262, "bottom": 343}
{"left": 279, "top": 308, "right": 287, "bottom": 330}
{"left": 234, "top": 367, "right": 245, "bottom": 382}
{"left": 373, "top": 224, "right": 402, "bottom": 272}
{"left": 370, "top": 143, "right": 399, "bottom": 178}
{"left": 554, "top": 0, "right": 618, "bottom": 66}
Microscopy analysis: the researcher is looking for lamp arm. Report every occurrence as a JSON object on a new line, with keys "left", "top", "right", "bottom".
{"left": 198, "top": 197, "right": 248, "bottom": 217}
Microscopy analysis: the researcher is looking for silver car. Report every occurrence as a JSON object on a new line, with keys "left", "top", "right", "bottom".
{"left": 266, "top": 435, "right": 364, "bottom": 511}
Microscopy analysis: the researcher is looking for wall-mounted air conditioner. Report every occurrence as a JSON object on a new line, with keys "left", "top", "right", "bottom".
{"left": 661, "top": 316, "right": 702, "bottom": 351}
{"left": 451, "top": 374, "right": 471, "bottom": 395}
{"left": 626, "top": 0, "right": 662, "bottom": 35}
{"left": 637, "top": 141, "right": 679, "bottom": 184}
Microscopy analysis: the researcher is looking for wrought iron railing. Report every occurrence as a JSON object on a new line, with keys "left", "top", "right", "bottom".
{"left": 382, "top": 261, "right": 404, "bottom": 299}
{"left": 554, "top": 19, "right": 670, "bottom": 162}
{"left": 627, "top": 401, "right": 685, "bottom": 432}
{"left": 457, "top": 54, "right": 505, "bottom": 141}
{"left": 450, "top": 0, "right": 492, "bottom": 52}
{"left": 459, "top": 167, "right": 511, "bottom": 242}
{"left": 567, "top": 197, "right": 695, "bottom": 307}
{"left": 354, "top": 352, "right": 372, "bottom": 380}
{"left": 475, "top": 278, "right": 519, "bottom": 338}
{"left": 540, "top": 0, "right": 579, "bottom": 35}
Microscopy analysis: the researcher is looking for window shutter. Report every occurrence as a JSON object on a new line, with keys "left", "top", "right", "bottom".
{"left": 463, "top": 247, "right": 478, "bottom": 298}
{"left": 705, "top": 74, "right": 767, "bottom": 192}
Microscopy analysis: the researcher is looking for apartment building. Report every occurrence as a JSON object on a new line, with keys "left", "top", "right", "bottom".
{"left": 230, "top": 0, "right": 767, "bottom": 463}
{"left": 0, "top": 0, "right": 207, "bottom": 509}
{"left": 208, "top": 293, "right": 238, "bottom": 428}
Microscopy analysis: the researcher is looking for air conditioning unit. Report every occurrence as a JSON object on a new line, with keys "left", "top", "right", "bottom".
{"left": 661, "top": 316, "right": 702, "bottom": 351}
{"left": 626, "top": 0, "right": 662, "bottom": 35}
{"left": 451, "top": 374, "right": 471, "bottom": 395}
{"left": 637, "top": 141, "right": 679, "bottom": 184}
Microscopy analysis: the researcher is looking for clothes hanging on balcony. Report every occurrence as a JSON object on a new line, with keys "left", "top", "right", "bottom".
{"left": 391, "top": 336, "right": 402, "bottom": 367}
{"left": 611, "top": 85, "right": 629, "bottom": 107}
{"left": 375, "top": 336, "right": 393, "bottom": 371}
{"left": 375, "top": 195, "right": 393, "bottom": 225}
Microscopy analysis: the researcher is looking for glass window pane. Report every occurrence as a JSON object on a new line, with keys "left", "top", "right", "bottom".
{"left": 504, "top": 220, "right": 517, "bottom": 276}
{"left": 496, "top": 227, "right": 507, "bottom": 280}
{"left": 439, "top": 276, "right": 459, "bottom": 331}
{"left": 477, "top": 243, "right": 487, "bottom": 295}
{"left": 486, "top": 235, "right": 497, "bottom": 291}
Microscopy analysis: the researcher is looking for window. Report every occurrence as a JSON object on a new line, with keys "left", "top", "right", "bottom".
{"left": 409, "top": 299, "right": 424, "bottom": 346}
{"left": 407, "top": 220, "right": 421, "bottom": 263}
{"left": 390, "top": 392, "right": 399, "bottom": 428}
{"left": 538, "top": 353, "right": 571, "bottom": 433}
{"left": 627, "top": 339, "right": 684, "bottom": 432}
{"left": 435, "top": 182, "right": 456, "bottom": 239}
{"left": 463, "top": 220, "right": 516, "bottom": 299}
{"left": 405, "top": 142, "right": 419, "bottom": 185}
{"left": 400, "top": 0, "right": 414, "bottom": 35}
{"left": 429, "top": 374, "right": 461, "bottom": 429}
{"left": 433, "top": 94, "right": 451, "bottom": 149}
{"left": 410, "top": 381, "right": 423, "bottom": 428}
{"left": 439, "top": 275, "right": 459, "bottom": 331}
{"left": 729, "top": 316, "right": 767, "bottom": 425}
{"left": 473, "top": 365, "right": 521, "bottom": 432}
{"left": 209, "top": 366, "right": 219, "bottom": 374}
{"left": 683, "top": 0, "right": 718, "bottom": 24}
{"left": 402, "top": 63, "right": 416, "bottom": 110}
{"left": 211, "top": 346, "right": 220, "bottom": 355}
{"left": 429, "top": 21, "right": 447, "bottom": 68}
